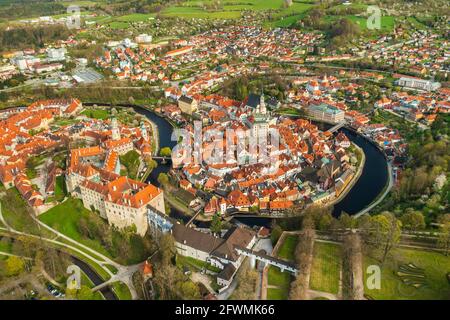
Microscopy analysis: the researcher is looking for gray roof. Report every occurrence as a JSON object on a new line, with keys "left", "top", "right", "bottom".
{"left": 173, "top": 224, "right": 223, "bottom": 254}
{"left": 217, "top": 264, "right": 236, "bottom": 281}
{"left": 179, "top": 95, "right": 194, "bottom": 104}
{"left": 173, "top": 224, "right": 255, "bottom": 262}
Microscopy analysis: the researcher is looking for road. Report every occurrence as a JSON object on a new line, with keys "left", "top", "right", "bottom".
{"left": 0, "top": 200, "right": 141, "bottom": 299}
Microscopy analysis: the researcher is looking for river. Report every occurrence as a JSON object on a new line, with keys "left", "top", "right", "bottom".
{"left": 92, "top": 104, "right": 389, "bottom": 226}
{"left": 71, "top": 257, "right": 118, "bottom": 300}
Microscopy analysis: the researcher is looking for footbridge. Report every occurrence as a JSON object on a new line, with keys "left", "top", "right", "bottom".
{"left": 235, "top": 247, "right": 298, "bottom": 275}
{"left": 328, "top": 121, "right": 346, "bottom": 133}
{"left": 151, "top": 156, "right": 171, "bottom": 161}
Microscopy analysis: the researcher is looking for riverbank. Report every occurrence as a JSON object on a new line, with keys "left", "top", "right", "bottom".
{"left": 329, "top": 143, "right": 365, "bottom": 206}
{"left": 353, "top": 161, "right": 394, "bottom": 218}
{"left": 82, "top": 104, "right": 390, "bottom": 224}
{"left": 147, "top": 117, "right": 160, "bottom": 155}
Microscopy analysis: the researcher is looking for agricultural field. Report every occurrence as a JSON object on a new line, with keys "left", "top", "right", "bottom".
{"left": 161, "top": 0, "right": 314, "bottom": 20}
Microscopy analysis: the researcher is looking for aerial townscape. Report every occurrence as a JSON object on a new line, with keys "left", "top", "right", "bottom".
{"left": 0, "top": 0, "right": 448, "bottom": 306}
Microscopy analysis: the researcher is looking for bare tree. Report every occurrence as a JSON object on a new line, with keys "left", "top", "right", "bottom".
{"left": 289, "top": 228, "right": 315, "bottom": 300}
{"left": 342, "top": 232, "right": 364, "bottom": 300}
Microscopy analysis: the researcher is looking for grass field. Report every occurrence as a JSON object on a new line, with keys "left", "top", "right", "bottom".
{"left": 0, "top": 188, "right": 44, "bottom": 235}
{"left": 277, "top": 235, "right": 298, "bottom": 261}
{"left": 310, "top": 242, "right": 342, "bottom": 294}
{"left": 109, "top": 21, "right": 130, "bottom": 30}
{"left": 267, "top": 266, "right": 293, "bottom": 300}
{"left": 176, "top": 254, "right": 221, "bottom": 273}
{"left": 115, "top": 13, "right": 156, "bottom": 22}
{"left": 323, "top": 15, "right": 395, "bottom": 32}
{"left": 54, "top": 176, "right": 67, "bottom": 201}
{"left": 363, "top": 248, "right": 450, "bottom": 300}
{"left": 111, "top": 281, "right": 132, "bottom": 300}
{"left": 39, "top": 198, "right": 113, "bottom": 258}
{"left": 161, "top": 0, "right": 314, "bottom": 20}
{"left": 80, "top": 271, "right": 105, "bottom": 300}
{"left": 81, "top": 108, "right": 110, "bottom": 120}
{"left": 120, "top": 150, "right": 141, "bottom": 180}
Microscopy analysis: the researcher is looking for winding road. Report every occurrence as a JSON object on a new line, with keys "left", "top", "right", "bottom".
{"left": 0, "top": 201, "right": 141, "bottom": 300}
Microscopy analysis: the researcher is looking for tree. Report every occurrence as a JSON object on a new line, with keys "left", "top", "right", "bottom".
{"left": 339, "top": 212, "right": 357, "bottom": 229}
{"left": 159, "top": 233, "right": 174, "bottom": 266}
{"left": 67, "top": 285, "right": 95, "bottom": 300}
{"left": 210, "top": 214, "right": 222, "bottom": 235}
{"left": 157, "top": 173, "right": 169, "bottom": 186}
{"left": 400, "top": 210, "right": 426, "bottom": 231}
{"left": 270, "top": 224, "right": 283, "bottom": 245}
{"left": 437, "top": 222, "right": 450, "bottom": 256}
{"left": 179, "top": 281, "right": 201, "bottom": 300}
{"left": 159, "top": 147, "right": 172, "bottom": 158}
{"left": 232, "top": 260, "right": 258, "bottom": 299}
{"left": 368, "top": 212, "right": 402, "bottom": 265}
{"left": 342, "top": 233, "right": 364, "bottom": 300}
{"left": 317, "top": 211, "right": 333, "bottom": 230}
{"left": 5, "top": 256, "right": 25, "bottom": 276}
{"left": 146, "top": 159, "right": 158, "bottom": 171}
{"left": 290, "top": 228, "right": 315, "bottom": 300}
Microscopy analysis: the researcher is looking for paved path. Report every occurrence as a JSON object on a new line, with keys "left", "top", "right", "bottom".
{"left": 0, "top": 250, "right": 32, "bottom": 260}
{"left": 353, "top": 161, "right": 394, "bottom": 218}
{"left": 191, "top": 272, "right": 215, "bottom": 295}
{"left": 0, "top": 199, "right": 140, "bottom": 299}
{"left": 306, "top": 289, "right": 339, "bottom": 300}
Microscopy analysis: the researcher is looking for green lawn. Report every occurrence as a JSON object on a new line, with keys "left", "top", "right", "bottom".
{"left": 0, "top": 236, "right": 12, "bottom": 254}
{"left": 310, "top": 242, "right": 342, "bottom": 294}
{"left": 54, "top": 175, "right": 67, "bottom": 201}
{"left": 120, "top": 150, "right": 141, "bottom": 180}
{"left": 0, "top": 188, "right": 44, "bottom": 235}
{"left": 116, "top": 13, "right": 156, "bottom": 22}
{"left": 81, "top": 108, "right": 110, "bottom": 120}
{"left": 267, "top": 287, "right": 287, "bottom": 300}
{"left": 363, "top": 248, "right": 450, "bottom": 300}
{"left": 109, "top": 21, "right": 131, "bottom": 29}
{"left": 52, "top": 117, "right": 80, "bottom": 127}
{"left": 176, "top": 254, "right": 221, "bottom": 273}
{"left": 277, "top": 235, "right": 298, "bottom": 261}
{"left": 266, "top": 14, "right": 305, "bottom": 28}
{"left": 105, "top": 264, "right": 118, "bottom": 274}
{"left": 267, "top": 266, "right": 293, "bottom": 300}
{"left": 80, "top": 271, "right": 104, "bottom": 300}
{"left": 111, "top": 281, "right": 132, "bottom": 300}
{"left": 39, "top": 198, "right": 112, "bottom": 258}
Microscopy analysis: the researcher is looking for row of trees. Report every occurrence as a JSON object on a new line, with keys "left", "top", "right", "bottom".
{"left": 0, "top": 25, "right": 71, "bottom": 51}
{"left": 276, "top": 204, "right": 450, "bottom": 261}
{"left": 289, "top": 216, "right": 316, "bottom": 300}
{"left": 77, "top": 209, "right": 157, "bottom": 265}
{"left": 151, "top": 233, "right": 202, "bottom": 300}
{"left": 230, "top": 259, "right": 258, "bottom": 300}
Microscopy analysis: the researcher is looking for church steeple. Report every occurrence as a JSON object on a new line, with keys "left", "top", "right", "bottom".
{"left": 111, "top": 118, "right": 121, "bottom": 141}
{"left": 260, "top": 94, "right": 266, "bottom": 115}
{"left": 140, "top": 121, "right": 148, "bottom": 141}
